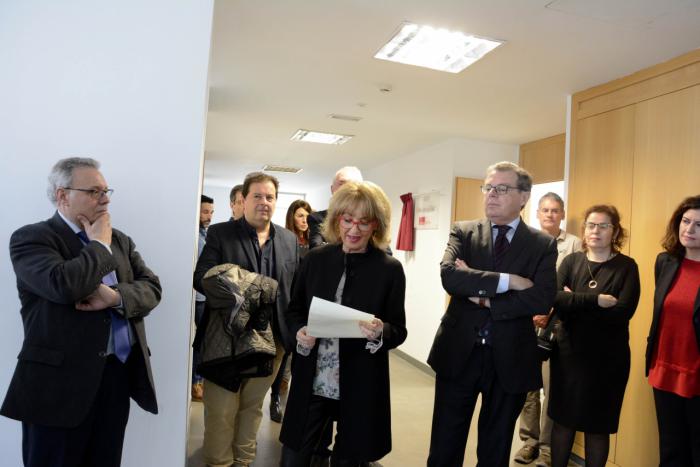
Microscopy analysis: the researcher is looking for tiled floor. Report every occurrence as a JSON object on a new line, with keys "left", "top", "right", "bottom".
{"left": 187, "top": 353, "right": 555, "bottom": 467}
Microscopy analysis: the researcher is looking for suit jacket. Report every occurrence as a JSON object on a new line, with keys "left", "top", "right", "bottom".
{"left": 427, "top": 218, "right": 558, "bottom": 393}
{"left": 645, "top": 252, "right": 700, "bottom": 375}
{"left": 307, "top": 209, "right": 327, "bottom": 249}
{"left": 1, "top": 212, "right": 161, "bottom": 427}
{"left": 193, "top": 218, "right": 299, "bottom": 351}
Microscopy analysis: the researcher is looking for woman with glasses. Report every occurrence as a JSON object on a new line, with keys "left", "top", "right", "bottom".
{"left": 548, "top": 205, "right": 640, "bottom": 467}
{"left": 646, "top": 195, "right": 700, "bottom": 466}
{"left": 279, "top": 181, "right": 407, "bottom": 467}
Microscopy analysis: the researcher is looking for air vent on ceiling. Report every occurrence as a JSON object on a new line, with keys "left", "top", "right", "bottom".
{"left": 329, "top": 114, "right": 363, "bottom": 122}
{"left": 262, "top": 164, "right": 303, "bottom": 174}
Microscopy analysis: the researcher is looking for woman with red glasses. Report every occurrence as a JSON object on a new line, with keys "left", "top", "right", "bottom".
{"left": 279, "top": 181, "right": 407, "bottom": 467}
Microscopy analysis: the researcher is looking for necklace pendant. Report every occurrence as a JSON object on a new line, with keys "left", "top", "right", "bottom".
{"left": 588, "top": 280, "right": 598, "bottom": 289}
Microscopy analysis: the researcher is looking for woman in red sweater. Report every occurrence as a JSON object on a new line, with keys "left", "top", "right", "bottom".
{"left": 646, "top": 195, "right": 700, "bottom": 466}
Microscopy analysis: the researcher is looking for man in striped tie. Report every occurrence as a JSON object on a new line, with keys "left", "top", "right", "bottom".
{"left": 2, "top": 157, "right": 161, "bottom": 467}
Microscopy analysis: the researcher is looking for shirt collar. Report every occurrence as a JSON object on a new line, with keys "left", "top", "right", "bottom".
{"left": 57, "top": 210, "right": 82, "bottom": 234}
{"left": 492, "top": 217, "right": 520, "bottom": 231}
{"left": 241, "top": 217, "right": 275, "bottom": 239}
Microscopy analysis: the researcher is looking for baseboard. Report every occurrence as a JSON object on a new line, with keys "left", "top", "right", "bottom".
{"left": 391, "top": 348, "right": 436, "bottom": 377}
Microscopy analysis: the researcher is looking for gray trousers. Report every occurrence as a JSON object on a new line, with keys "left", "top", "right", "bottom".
{"left": 518, "top": 359, "right": 553, "bottom": 453}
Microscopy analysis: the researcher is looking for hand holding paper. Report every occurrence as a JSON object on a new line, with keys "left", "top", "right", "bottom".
{"left": 307, "top": 296, "right": 376, "bottom": 338}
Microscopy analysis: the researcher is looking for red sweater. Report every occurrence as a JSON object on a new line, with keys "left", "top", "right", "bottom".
{"left": 649, "top": 258, "right": 700, "bottom": 397}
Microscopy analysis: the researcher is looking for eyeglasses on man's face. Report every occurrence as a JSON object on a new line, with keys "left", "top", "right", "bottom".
{"left": 339, "top": 215, "right": 374, "bottom": 232}
{"left": 584, "top": 222, "right": 612, "bottom": 231}
{"left": 480, "top": 184, "right": 522, "bottom": 195}
{"left": 63, "top": 187, "right": 114, "bottom": 200}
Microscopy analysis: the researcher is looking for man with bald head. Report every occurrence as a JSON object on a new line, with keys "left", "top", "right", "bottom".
{"left": 307, "top": 166, "right": 363, "bottom": 248}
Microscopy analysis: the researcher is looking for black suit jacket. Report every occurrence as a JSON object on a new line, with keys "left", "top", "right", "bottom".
{"left": 1, "top": 212, "right": 161, "bottom": 427}
{"left": 307, "top": 210, "right": 327, "bottom": 249}
{"left": 427, "top": 218, "right": 558, "bottom": 393}
{"left": 193, "top": 218, "right": 299, "bottom": 350}
{"left": 645, "top": 252, "right": 700, "bottom": 375}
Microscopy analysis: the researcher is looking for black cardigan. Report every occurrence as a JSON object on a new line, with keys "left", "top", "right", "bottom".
{"left": 279, "top": 243, "right": 407, "bottom": 461}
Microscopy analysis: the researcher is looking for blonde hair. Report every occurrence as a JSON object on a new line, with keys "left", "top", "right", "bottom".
{"left": 321, "top": 181, "right": 391, "bottom": 250}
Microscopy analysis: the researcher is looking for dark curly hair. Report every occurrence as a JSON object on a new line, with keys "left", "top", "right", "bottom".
{"left": 581, "top": 204, "right": 627, "bottom": 252}
{"left": 661, "top": 195, "right": 700, "bottom": 258}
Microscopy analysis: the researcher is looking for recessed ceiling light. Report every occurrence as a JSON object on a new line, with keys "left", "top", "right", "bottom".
{"left": 291, "top": 129, "right": 353, "bottom": 145}
{"left": 328, "top": 114, "right": 363, "bottom": 122}
{"left": 262, "top": 164, "right": 303, "bottom": 174}
{"left": 374, "top": 22, "right": 504, "bottom": 74}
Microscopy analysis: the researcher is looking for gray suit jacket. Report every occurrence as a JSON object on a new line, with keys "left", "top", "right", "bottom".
{"left": 1, "top": 212, "right": 161, "bottom": 427}
{"left": 428, "top": 218, "right": 558, "bottom": 393}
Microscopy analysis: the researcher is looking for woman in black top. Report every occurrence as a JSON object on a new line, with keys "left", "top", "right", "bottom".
{"left": 549, "top": 205, "right": 640, "bottom": 467}
{"left": 279, "top": 181, "right": 407, "bottom": 467}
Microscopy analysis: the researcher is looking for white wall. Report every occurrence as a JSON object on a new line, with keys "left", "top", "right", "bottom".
{"left": 366, "top": 138, "right": 518, "bottom": 363}
{"left": 0, "top": 2, "right": 214, "bottom": 466}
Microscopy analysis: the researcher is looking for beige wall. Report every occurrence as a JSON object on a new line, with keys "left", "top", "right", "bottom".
{"left": 568, "top": 48, "right": 700, "bottom": 467}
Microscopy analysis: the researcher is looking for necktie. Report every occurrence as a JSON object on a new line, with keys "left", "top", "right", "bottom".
{"left": 493, "top": 225, "right": 511, "bottom": 269}
{"left": 77, "top": 231, "right": 131, "bottom": 362}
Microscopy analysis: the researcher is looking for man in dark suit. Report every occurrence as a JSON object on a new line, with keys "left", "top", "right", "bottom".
{"left": 1, "top": 157, "right": 161, "bottom": 467}
{"left": 308, "top": 166, "right": 363, "bottom": 248}
{"left": 193, "top": 171, "right": 298, "bottom": 467}
{"left": 427, "top": 161, "right": 558, "bottom": 467}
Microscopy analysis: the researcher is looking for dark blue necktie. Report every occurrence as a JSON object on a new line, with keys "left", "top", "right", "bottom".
{"left": 493, "top": 225, "right": 511, "bottom": 269}
{"left": 77, "top": 231, "right": 131, "bottom": 362}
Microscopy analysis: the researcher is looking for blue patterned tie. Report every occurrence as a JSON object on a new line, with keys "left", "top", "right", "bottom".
{"left": 77, "top": 231, "right": 131, "bottom": 362}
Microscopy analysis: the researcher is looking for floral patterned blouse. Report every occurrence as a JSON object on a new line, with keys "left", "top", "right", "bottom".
{"left": 312, "top": 271, "right": 346, "bottom": 400}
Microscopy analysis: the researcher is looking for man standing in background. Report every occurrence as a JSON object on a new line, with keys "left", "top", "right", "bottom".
{"left": 2, "top": 157, "right": 161, "bottom": 467}
{"left": 230, "top": 184, "right": 244, "bottom": 221}
{"left": 192, "top": 194, "right": 214, "bottom": 401}
{"left": 307, "top": 166, "right": 363, "bottom": 248}
{"left": 194, "top": 172, "right": 298, "bottom": 467}
{"left": 514, "top": 192, "right": 582, "bottom": 467}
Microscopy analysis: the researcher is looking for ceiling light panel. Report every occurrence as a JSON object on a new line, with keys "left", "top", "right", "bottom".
{"left": 374, "top": 22, "right": 504, "bottom": 74}
{"left": 290, "top": 129, "right": 353, "bottom": 145}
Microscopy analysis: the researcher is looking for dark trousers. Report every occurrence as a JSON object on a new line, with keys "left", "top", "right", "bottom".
{"left": 271, "top": 352, "right": 290, "bottom": 396}
{"left": 22, "top": 355, "right": 131, "bottom": 467}
{"left": 428, "top": 345, "right": 528, "bottom": 467}
{"left": 654, "top": 388, "right": 700, "bottom": 467}
{"left": 280, "top": 395, "right": 369, "bottom": 467}
{"left": 192, "top": 300, "right": 205, "bottom": 384}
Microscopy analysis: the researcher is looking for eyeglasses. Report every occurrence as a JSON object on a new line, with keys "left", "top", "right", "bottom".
{"left": 339, "top": 215, "right": 374, "bottom": 232}
{"left": 63, "top": 187, "right": 114, "bottom": 199}
{"left": 584, "top": 222, "right": 612, "bottom": 231}
{"left": 480, "top": 184, "right": 522, "bottom": 195}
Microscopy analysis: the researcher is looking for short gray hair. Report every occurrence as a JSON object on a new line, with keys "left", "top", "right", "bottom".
{"left": 486, "top": 161, "right": 532, "bottom": 192}
{"left": 538, "top": 192, "right": 565, "bottom": 210}
{"left": 47, "top": 157, "right": 100, "bottom": 205}
{"left": 334, "top": 166, "right": 363, "bottom": 183}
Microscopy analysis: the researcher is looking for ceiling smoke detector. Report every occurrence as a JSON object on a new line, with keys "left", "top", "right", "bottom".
{"left": 262, "top": 164, "right": 303, "bottom": 174}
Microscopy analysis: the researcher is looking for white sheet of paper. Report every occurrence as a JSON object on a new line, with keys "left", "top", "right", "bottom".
{"left": 306, "top": 296, "right": 375, "bottom": 338}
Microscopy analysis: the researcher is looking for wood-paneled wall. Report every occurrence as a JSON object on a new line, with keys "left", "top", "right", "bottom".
{"left": 519, "top": 133, "right": 566, "bottom": 184}
{"left": 568, "top": 48, "right": 700, "bottom": 467}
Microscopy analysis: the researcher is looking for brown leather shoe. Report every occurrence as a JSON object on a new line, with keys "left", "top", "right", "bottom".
{"left": 514, "top": 445, "right": 539, "bottom": 464}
